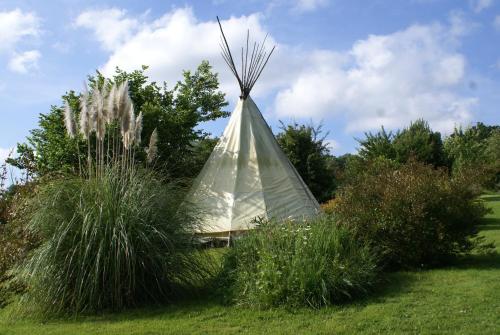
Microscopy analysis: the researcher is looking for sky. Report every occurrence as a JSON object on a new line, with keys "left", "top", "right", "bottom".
{"left": 1, "top": 0, "right": 500, "bottom": 166}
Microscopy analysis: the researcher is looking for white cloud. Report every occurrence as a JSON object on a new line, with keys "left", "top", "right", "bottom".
{"left": 0, "top": 9, "right": 41, "bottom": 72}
{"left": 0, "top": 9, "right": 40, "bottom": 53}
{"left": 265, "top": 0, "right": 329, "bottom": 14}
{"left": 470, "top": 0, "right": 493, "bottom": 13}
{"left": 75, "top": 8, "right": 140, "bottom": 51}
{"left": 293, "top": 0, "right": 329, "bottom": 12}
{"left": 8, "top": 50, "right": 41, "bottom": 73}
{"left": 80, "top": 8, "right": 281, "bottom": 98}
{"left": 275, "top": 21, "right": 475, "bottom": 134}
{"left": 324, "top": 139, "right": 340, "bottom": 153}
{"left": 79, "top": 7, "right": 477, "bottom": 134}
{"left": 494, "top": 15, "right": 500, "bottom": 30}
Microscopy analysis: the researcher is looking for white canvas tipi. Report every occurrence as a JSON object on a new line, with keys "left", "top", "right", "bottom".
{"left": 186, "top": 18, "right": 320, "bottom": 236}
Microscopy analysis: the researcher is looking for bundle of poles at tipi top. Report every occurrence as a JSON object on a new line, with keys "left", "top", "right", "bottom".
{"left": 217, "top": 16, "right": 275, "bottom": 100}
{"left": 63, "top": 81, "right": 158, "bottom": 178}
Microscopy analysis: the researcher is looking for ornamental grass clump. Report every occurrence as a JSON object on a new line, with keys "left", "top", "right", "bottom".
{"left": 15, "top": 80, "right": 208, "bottom": 315}
{"left": 18, "top": 169, "right": 207, "bottom": 315}
{"left": 220, "top": 216, "right": 379, "bottom": 309}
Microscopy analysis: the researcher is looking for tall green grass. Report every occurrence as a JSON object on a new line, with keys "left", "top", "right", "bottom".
{"left": 219, "top": 216, "right": 379, "bottom": 309}
{"left": 17, "top": 168, "right": 210, "bottom": 315}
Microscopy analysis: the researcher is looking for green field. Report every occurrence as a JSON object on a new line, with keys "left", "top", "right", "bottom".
{"left": 1, "top": 195, "right": 499, "bottom": 335}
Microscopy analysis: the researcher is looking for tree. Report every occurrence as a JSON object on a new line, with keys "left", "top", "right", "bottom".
{"left": 356, "top": 120, "right": 446, "bottom": 168}
{"left": 276, "top": 122, "right": 336, "bottom": 202}
{"left": 444, "top": 122, "right": 500, "bottom": 172}
{"left": 392, "top": 119, "right": 446, "bottom": 167}
{"left": 357, "top": 126, "right": 396, "bottom": 161}
{"left": 444, "top": 123, "right": 500, "bottom": 189}
{"left": 9, "top": 61, "right": 228, "bottom": 180}
{"left": 485, "top": 130, "right": 500, "bottom": 188}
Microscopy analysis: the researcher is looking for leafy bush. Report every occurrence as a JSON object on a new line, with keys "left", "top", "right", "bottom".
{"left": 357, "top": 120, "right": 446, "bottom": 168}
{"left": 17, "top": 168, "right": 210, "bottom": 315}
{"left": 0, "top": 182, "right": 40, "bottom": 307}
{"left": 276, "top": 122, "right": 337, "bottom": 202}
{"left": 9, "top": 62, "right": 228, "bottom": 180}
{"left": 333, "top": 160, "right": 491, "bottom": 269}
{"left": 219, "top": 216, "right": 379, "bottom": 308}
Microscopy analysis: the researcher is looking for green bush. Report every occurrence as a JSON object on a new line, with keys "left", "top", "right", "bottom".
{"left": 333, "top": 160, "right": 491, "bottom": 269}
{"left": 219, "top": 216, "right": 379, "bottom": 309}
{"left": 17, "top": 168, "right": 210, "bottom": 315}
{"left": 0, "top": 182, "right": 40, "bottom": 307}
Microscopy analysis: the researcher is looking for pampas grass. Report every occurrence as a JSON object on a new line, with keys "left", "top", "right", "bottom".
{"left": 63, "top": 100, "right": 76, "bottom": 138}
{"left": 147, "top": 128, "right": 158, "bottom": 164}
{"left": 16, "top": 80, "right": 210, "bottom": 316}
{"left": 135, "top": 112, "right": 143, "bottom": 146}
{"left": 63, "top": 79, "right": 152, "bottom": 178}
{"left": 18, "top": 168, "right": 210, "bottom": 315}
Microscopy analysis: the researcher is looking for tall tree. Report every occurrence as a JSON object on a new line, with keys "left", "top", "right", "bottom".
{"left": 444, "top": 122, "right": 500, "bottom": 172}
{"left": 392, "top": 119, "right": 446, "bottom": 167}
{"left": 9, "top": 62, "right": 228, "bottom": 179}
{"left": 444, "top": 123, "right": 500, "bottom": 188}
{"left": 357, "top": 126, "right": 396, "bottom": 161}
{"left": 276, "top": 122, "right": 336, "bottom": 202}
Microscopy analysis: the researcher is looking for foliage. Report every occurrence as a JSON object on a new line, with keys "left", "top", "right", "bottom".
{"left": 333, "top": 160, "right": 492, "bottom": 269}
{"left": 9, "top": 61, "right": 228, "bottom": 179}
{"left": 0, "top": 180, "right": 40, "bottom": 307}
{"left": 219, "top": 216, "right": 379, "bottom": 308}
{"left": 392, "top": 119, "right": 446, "bottom": 167}
{"left": 17, "top": 168, "right": 209, "bottom": 315}
{"left": 12, "top": 86, "right": 213, "bottom": 315}
{"left": 357, "top": 120, "right": 446, "bottom": 167}
{"left": 337, "top": 155, "right": 399, "bottom": 189}
{"left": 276, "top": 122, "right": 337, "bottom": 202}
{"left": 357, "top": 126, "right": 396, "bottom": 161}
{"left": 485, "top": 130, "right": 500, "bottom": 188}
{"left": 444, "top": 123, "right": 500, "bottom": 189}
{"left": 1, "top": 196, "right": 499, "bottom": 333}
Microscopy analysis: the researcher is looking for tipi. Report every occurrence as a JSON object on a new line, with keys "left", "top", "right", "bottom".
{"left": 186, "top": 18, "right": 320, "bottom": 236}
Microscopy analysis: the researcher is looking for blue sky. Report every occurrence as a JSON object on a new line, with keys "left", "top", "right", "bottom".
{"left": 1, "top": 0, "right": 499, "bottom": 164}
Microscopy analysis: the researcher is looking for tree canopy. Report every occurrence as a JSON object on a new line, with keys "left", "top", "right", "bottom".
{"left": 9, "top": 61, "right": 228, "bottom": 180}
{"left": 276, "top": 122, "right": 336, "bottom": 202}
{"left": 357, "top": 119, "right": 446, "bottom": 168}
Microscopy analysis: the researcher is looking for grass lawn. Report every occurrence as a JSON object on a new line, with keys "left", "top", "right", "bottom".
{"left": 1, "top": 194, "right": 499, "bottom": 335}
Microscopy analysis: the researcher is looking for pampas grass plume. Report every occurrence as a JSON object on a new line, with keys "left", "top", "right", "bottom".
{"left": 63, "top": 100, "right": 76, "bottom": 138}
{"left": 135, "top": 112, "right": 143, "bottom": 146}
{"left": 147, "top": 128, "right": 158, "bottom": 163}
{"left": 79, "top": 88, "right": 91, "bottom": 139}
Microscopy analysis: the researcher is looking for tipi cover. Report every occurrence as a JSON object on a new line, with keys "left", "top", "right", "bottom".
{"left": 185, "top": 18, "right": 320, "bottom": 235}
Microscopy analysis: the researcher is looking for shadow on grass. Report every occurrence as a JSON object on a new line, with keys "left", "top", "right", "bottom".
{"left": 452, "top": 252, "right": 500, "bottom": 270}
{"left": 349, "top": 272, "right": 417, "bottom": 307}
{"left": 479, "top": 224, "right": 500, "bottom": 231}
{"left": 11, "top": 272, "right": 418, "bottom": 326}
{"left": 482, "top": 195, "right": 500, "bottom": 202}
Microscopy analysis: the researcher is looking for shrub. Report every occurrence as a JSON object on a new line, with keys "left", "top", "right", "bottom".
{"left": 0, "top": 182, "right": 40, "bottom": 307}
{"left": 333, "top": 160, "right": 491, "bottom": 269}
{"left": 276, "top": 122, "right": 337, "bottom": 202}
{"left": 320, "top": 198, "right": 337, "bottom": 214}
{"left": 17, "top": 168, "right": 210, "bottom": 315}
{"left": 219, "top": 216, "right": 379, "bottom": 309}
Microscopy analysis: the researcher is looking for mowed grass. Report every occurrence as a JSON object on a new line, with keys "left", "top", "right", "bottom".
{"left": 1, "top": 195, "right": 499, "bottom": 335}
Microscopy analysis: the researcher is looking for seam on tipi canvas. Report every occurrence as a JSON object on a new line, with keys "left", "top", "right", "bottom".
{"left": 229, "top": 100, "right": 244, "bottom": 232}
{"left": 247, "top": 99, "right": 269, "bottom": 222}
{"left": 251, "top": 97, "right": 320, "bottom": 212}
